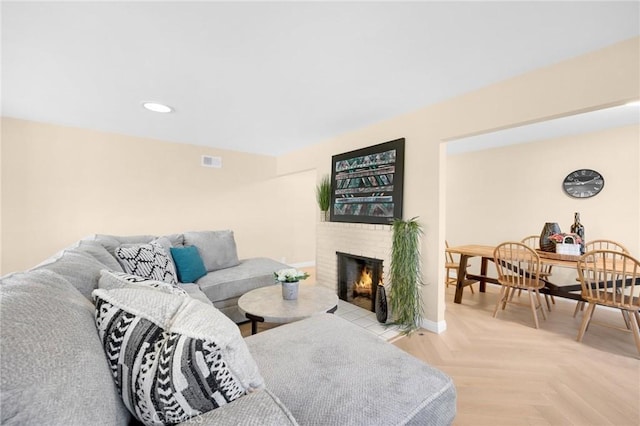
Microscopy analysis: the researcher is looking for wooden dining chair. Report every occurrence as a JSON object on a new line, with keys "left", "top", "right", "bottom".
{"left": 574, "top": 239, "right": 630, "bottom": 318}
{"left": 493, "top": 242, "right": 547, "bottom": 329}
{"left": 520, "top": 235, "right": 554, "bottom": 311}
{"left": 445, "top": 240, "right": 474, "bottom": 293}
{"left": 576, "top": 250, "right": 640, "bottom": 356}
{"left": 585, "top": 239, "right": 630, "bottom": 253}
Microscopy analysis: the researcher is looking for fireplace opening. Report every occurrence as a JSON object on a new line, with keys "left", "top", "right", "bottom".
{"left": 336, "top": 252, "right": 383, "bottom": 312}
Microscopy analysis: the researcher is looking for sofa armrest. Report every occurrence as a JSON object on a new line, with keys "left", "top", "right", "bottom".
{"left": 180, "top": 389, "right": 298, "bottom": 426}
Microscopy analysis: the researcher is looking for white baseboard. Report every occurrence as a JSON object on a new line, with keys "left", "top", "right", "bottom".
{"left": 290, "top": 260, "right": 316, "bottom": 268}
{"left": 420, "top": 318, "right": 447, "bottom": 334}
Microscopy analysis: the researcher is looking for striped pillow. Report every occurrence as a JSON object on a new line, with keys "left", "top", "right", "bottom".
{"left": 93, "top": 288, "right": 264, "bottom": 426}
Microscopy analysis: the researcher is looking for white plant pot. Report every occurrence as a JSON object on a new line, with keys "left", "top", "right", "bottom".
{"left": 281, "top": 281, "right": 299, "bottom": 300}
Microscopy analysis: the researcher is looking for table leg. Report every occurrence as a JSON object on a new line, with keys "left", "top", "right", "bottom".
{"left": 480, "top": 257, "right": 488, "bottom": 293}
{"left": 454, "top": 254, "right": 471, "bottom": 304}
{"left": 245, "top": 313, "right": 264, "bottom": 335}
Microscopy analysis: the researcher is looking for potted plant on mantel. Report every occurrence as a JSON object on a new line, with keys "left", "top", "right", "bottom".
{"left": 388, "top": 217, "right": 425, "bottom": 335}
{"left": 315, "top": 174, "right": 331, "bottom": 222}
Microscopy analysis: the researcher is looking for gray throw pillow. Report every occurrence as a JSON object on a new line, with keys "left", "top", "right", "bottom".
{"left": 114, "top": 241, "right": 178, "bottom": 284}
{"left": 183, "top": 230, "right": 240, "bottom": 272}
{"left": 93, "top": 287, "right": 264, "bottom": 426}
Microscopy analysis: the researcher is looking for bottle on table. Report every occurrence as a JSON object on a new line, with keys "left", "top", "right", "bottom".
{"left": 570, "top": 212, "right": 585, "bottom": 254}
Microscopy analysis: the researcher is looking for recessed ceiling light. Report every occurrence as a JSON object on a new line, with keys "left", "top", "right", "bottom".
{"left": 142, "top": 102, "right": 173, "bottom": 113}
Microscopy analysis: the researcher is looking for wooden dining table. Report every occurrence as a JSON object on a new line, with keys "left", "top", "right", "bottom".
{"left": 446, "top": 244, "right": 583, "bottom": 304}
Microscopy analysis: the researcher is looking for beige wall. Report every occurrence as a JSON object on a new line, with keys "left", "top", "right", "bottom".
{"left": 446, "top": 125, "right": 640, "bottom": 253}
{"left": 446, "top": 125, "right": 640, "bottom": 283}
{"left": 0, "top": 118, "right": 3, "bottom": 275}
{"left": 0, "top": 118, "right": 317, "bottom": 274}
{"left": 278, "top": 37, "right": 639, "bottom": 330}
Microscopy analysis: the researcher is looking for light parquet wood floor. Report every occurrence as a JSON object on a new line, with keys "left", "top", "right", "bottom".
{"left": 394, "top": 286, "right": 640, "bottom": 426}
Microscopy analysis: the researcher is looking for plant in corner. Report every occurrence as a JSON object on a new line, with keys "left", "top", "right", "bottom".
{"left": 388, "top": 217, "right": 425, "bottom": 335}
{"left": 315, "top": 174, "right": 331, "bottom": 221}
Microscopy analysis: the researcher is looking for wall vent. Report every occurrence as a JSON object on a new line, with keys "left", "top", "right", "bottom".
{"left": 201, "top": 155, "right": 222, "bottom": 168}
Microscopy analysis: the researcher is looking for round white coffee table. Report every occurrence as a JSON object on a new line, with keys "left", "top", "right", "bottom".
{"left": 238, "top": 282, "right": 338, "bottom": 334}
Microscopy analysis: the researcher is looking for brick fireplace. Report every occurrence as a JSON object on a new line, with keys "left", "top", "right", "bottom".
{"left": 316, "top": 222, "right": 393, "bottom": 307}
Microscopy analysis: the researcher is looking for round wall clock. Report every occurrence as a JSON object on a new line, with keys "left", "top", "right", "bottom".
{"left": 562, "top": 169, "right": 604, "bottom": 198}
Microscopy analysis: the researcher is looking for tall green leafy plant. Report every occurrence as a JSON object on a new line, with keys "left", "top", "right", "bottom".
{"left": 388, "top": 217, "right": 424, "bottom": 334}
{"left": 315, "top": 174, "right": 331, "bottom": 220}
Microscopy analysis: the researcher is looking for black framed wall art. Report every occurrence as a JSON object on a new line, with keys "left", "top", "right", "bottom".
{"left": 330, "top": 138, "right": 405, "bottom": 224}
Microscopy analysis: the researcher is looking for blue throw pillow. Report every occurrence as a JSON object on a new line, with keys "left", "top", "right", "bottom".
{"left": 170, "top": 245, "right": 207, "bottom": 283}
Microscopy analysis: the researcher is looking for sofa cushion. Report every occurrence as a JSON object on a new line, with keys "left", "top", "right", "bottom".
{"left": 92, "top": 234, "right": 156, "bottom": 256}
{"left": 33, "top": 239, "right": 123, "bottom": 301}
{"left": 183, "top": 389, "right": 298, "bottom": 426}
{"left": 180, "top": 283, "right": 214, "bottom": 306}
{"left": 93, "top": 287, "right": 264, "bottom": 426}
{"left": 163, "top": 233, "right": 185, "bottom": 247}
{"left": 171, "top": 245, "right": 207, "bottom": 283}
{"left": 183, "top": 230, "right": 240, "bottom": 272}
{"left": 0, "top": 270, "right": 130, "bottom": 425}
{"left": 197, "top": 257, "right": 289, "bottom": 302}
{"left": 74, "top": 239, "right": 124, "bottom": 270}
{"left": 98, "top": 270, "right": 188, "bottom": 296}
{"left": 114, "top": 241, "right": 178, "bottom": 284}
{"left": 245, "top": 314, "right": 457, "bottom": 426}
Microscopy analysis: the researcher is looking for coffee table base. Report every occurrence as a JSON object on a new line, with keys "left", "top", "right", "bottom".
{"left": 246, "top": 305, "right": 338, "bottom": 335}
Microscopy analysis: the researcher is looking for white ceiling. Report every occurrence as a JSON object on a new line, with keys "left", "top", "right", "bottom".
{"left": 2, "top": 1, "right": 639, "bottom": 156}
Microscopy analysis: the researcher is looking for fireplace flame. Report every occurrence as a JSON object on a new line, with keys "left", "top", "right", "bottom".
{"left": 354, "top": 267, "right": 373, "bottom": 296}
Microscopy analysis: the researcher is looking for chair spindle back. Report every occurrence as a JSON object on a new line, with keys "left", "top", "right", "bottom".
{"left": 577, "top": 250, "right": 640, "bottom": 310}
{"left": 494, "top": 242, "right": 542, "bottom": 289}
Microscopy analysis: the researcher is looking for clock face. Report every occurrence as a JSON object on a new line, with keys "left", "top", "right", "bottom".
{"left": 563, "top": 169, "right": 604, "bottom": 198}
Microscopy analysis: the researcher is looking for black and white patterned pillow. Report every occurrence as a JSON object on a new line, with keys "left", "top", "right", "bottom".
{"left": 98, "top": 270, "right": 187, "bottom": 296}
{"left": 114, "top": 242, "right": 178, "bottom": 284}
{"left": 93, "top": 288, "right": 264, "bottom": 426}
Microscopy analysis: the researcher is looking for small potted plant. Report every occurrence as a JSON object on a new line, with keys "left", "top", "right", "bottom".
{"left": 274, "top": 268, "right": 310, "bottom": 300}
{"left": 315, "top": 174, "right": 331, "bottom": 221}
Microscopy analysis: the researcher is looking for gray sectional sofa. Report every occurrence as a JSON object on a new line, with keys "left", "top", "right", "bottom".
{"left": 0, "top": 230, "right": 457, "bottom": 425}
{"left": 88, "top": 230, "right": 289, "bottom": 322}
